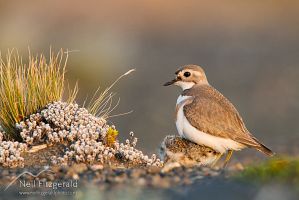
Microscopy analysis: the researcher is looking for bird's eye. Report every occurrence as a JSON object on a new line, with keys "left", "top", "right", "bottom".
{"left": 184, "top": 72, "right": 191, "bottom": 77}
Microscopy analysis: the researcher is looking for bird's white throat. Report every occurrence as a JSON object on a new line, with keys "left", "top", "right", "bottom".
{"left": 174, "top": 81, "right": 195, "bottom": 90}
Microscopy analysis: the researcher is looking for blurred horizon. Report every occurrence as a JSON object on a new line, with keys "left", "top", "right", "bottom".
{"left": 0, "top": 0, "right": 299, "bottom": 157}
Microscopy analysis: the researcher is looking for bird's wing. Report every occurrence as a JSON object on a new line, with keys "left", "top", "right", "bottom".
{"left": 183, "top": 87, "right": 258, "bottom": 147}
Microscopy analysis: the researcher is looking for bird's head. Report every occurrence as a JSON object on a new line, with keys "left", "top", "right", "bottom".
{"left": 163, "top": 64, "right": 208, "bottom": 90}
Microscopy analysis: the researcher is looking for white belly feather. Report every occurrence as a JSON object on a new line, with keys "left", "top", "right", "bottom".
{"left": 176, "top": 95, "right": 245, "bottom": 154}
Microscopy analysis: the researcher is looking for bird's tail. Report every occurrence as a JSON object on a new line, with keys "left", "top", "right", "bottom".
{"left": 253, "top": 138, "right": 275, "bottom": 157}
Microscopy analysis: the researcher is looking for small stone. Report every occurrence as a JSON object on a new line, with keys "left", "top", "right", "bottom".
{"left": 90, "top": 164, "right": 103, "bottom": 171}
{"left": 72, "top": 173, "right": 79, "bottom": 180}
{"left": 147, "top": 166, "right": 161, "bottom": 174}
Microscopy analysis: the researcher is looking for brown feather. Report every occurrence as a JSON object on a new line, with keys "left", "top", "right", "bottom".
{"left": 182, "top": 84, "right": 274, "bottom": 156}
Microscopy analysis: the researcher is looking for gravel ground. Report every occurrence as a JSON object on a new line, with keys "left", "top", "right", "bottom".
{"left": 0, "top": 142, "right": 221, "bottom": 200}
{"left": 2, "top": 164, "right": 296, "bottom": 200}
{"left": 0, "top": 163, "right": 224, "bottom": 200}
{"left": 0, "top": 154, "right": 297, "bottom": 200}
{"left": 0, "top": 142, "right": 297, "bottom": 200}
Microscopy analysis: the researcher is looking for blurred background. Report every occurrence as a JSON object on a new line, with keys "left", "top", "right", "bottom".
{"left": 0, "top": 0, "right": 298, "bottom": 158}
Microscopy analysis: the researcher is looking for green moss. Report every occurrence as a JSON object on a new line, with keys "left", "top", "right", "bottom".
{"left": 237, "top": 157, "right": 299, "bottom": 190}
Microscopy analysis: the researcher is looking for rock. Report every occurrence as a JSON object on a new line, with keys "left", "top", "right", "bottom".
{"left": 66, "top": 163, "right": 88, "bottom": 178}
{"left": 28, "top": 144, "right": 48, "bottom": 153}
{"left": 147, "top": 166, "right": 161, "bottom": 174}
{"left": 159, "top": 135, "right": 220, "bottom": 172}
{"left": 136, "top": 177, "right": 147, "bottom": 186}
{"left": 72, "top": 173, "right": 80, "bottom": 180}
{"left": 90, "top": 164, "right": 104, "bottom": 171}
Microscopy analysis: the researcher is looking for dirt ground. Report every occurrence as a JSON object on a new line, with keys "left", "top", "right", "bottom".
{"left": 0, "top": 144, "right": 298, "bottom": 200}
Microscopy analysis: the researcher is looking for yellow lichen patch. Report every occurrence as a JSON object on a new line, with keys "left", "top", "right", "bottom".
{"left": 106, "top": 127, "right": 119, "bottom": 146}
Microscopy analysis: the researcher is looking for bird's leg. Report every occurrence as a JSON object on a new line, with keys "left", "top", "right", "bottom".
{"left": 223, "top": 150, "right": 234, "bottom": 168}
{"left": 211, "top": 153, "right": 223, "bottom": 167}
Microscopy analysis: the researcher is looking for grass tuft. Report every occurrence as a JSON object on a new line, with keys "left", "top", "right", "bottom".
{"left": 0, "top": 49, "right": 74, "bottom": 140}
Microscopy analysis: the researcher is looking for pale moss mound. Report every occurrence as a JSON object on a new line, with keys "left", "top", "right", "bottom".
{"left": 0, "top": 101, "right": 163, "bottom": 168}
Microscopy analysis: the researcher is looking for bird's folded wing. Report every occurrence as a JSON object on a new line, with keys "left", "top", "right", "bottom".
{"left": 183, "top": 94, "right": 258, "bottom": 146}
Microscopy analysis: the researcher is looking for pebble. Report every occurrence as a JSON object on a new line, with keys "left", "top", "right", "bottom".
{"left": 90, "top": 164, "right": 104, "bottom": 171}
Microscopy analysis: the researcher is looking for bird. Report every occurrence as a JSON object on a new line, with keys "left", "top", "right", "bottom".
{"left": 159, "top": 135, "right": 221, "bottom": 172}
{"left": 163, "top": 64, "right": 274, "bottom": 167}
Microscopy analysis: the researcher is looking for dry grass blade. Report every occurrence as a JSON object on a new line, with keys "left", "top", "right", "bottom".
{"left": 87, "top": 69, "right": 135, "bottom": 119}
{"left": 0, "top": 49, "right": 76, "bottom": 140}
{"left": 67, "top": 81, "right": 79, "bottom": 104}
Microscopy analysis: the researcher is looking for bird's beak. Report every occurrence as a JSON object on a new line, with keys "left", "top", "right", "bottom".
{"left": 163, "top": 77, "right": 179, "bottom": 86}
